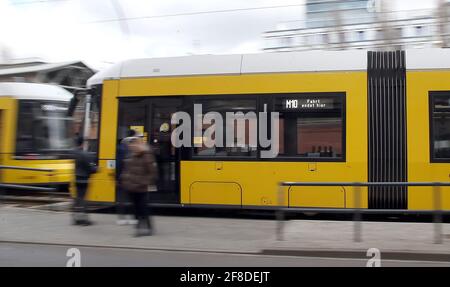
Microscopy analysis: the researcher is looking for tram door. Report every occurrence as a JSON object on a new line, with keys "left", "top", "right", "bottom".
{"left": 118, "top": 97, "right": 183, "bottom": 204}
{"left": 147, "top": 98, "right": 183, "bottom": 203}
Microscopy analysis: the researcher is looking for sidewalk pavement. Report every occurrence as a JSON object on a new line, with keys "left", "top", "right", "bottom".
{"left": 0, "top": 206, "right": 449, "bottom": 260}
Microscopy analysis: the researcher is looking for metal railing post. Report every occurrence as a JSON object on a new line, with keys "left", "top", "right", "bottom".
{"left": 433, "top": 184, "right": 443, "bottom": 244}
{"left": 0, "top": 165, "right": 8, "bottom": 206}
{"left": 353, "top": 184, "right": 362, "bottom": 243}
{"left": 276, "top": 184, "right": 285, "bottom": 241}
{"left": 0, "top": 169, "right": 3, "bottom": 205}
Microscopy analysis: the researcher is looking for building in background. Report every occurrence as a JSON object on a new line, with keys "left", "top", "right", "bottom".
{"left": 306, "top": 0, "right": 375, "bottom": 29}
{"left": 0, "top": 58, "right": 97, "bottom": 142}
{"left": 264, "top": 0, "right": 450, "bottom": 52}
{"left": 0, "top": 58, "right": 95, "bottom": 93}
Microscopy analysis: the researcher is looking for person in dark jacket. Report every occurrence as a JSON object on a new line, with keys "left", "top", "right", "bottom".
{"left": 116, "top": 129, "right": 137, "bottom": 225}
{"left": 72, "top": 136, "right": 97, "bottom": 226}
{"left": 120, "top": 136, "right": 158, "bottom": 236}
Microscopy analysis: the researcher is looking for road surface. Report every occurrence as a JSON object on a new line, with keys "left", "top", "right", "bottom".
{"left": 0, "top": 242, "right": 448, "bottom": 267}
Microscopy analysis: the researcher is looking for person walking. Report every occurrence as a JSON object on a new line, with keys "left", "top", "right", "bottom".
{"left": 120, "top": 136, "right": 158, "bottom": 236}
{"left": 116, "top": 129, "right": 137, "bottom": 225}
{"left": 72, "top": 136, "right": 97, "bottom": 226}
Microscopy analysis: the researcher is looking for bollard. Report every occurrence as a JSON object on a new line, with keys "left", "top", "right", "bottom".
{"left": 276, "top": 184, "right": 285, "bottom": 241}
{"left": 433, "top": 185, "right": 443, "bottom": 244}
{"left": 353, "top": 185, "right": 362, "bottom": 243}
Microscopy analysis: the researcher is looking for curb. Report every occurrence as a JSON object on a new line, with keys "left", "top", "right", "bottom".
{"left": 261, "top": 249, "right": 450, "bottom": 262}
{"left": 0, "top": 240, "right": 259, "bottom": 256}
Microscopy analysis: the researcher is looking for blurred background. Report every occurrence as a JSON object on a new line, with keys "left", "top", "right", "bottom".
{"left": 1, "top": 0, "right": 449, "bottom": 79}
{"left": 265, "top": 0, "right": 450, "bottom": 51}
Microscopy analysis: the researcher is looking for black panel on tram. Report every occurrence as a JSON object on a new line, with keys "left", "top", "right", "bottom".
{"left": 148, "top": 97, "right": 184, "bottom": 204}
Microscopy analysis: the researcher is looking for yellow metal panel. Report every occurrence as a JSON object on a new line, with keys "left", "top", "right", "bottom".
{"left": 99, "top": 80, "right": 119, "bottom": 159}
{"left": 189, "top": 181, "right": 242, "bottom": 205}
{"left": 180, "top": 161, "right": 368, "bottom": 208}
{"left": 1, "top": 160, "right": 74, "bottom": 184}
{"left": 0, "top": 97, "right": 16, "bottom": 156}
{"left": 85, "top": 178, "right": 115, "bottom": 202}
{"left": 0, "top": 99, "right": 16, "bottom": 175}
{"left": 118, "top": 73, "right": 366, "bottom": 96}
{"left": 289, "top": 186, "right": 346, "bottom": 208}
{"left": 0, "top": 110, "right": 3, "bottom": 157}
{"left": 407, "top": 71, "right": 450, "bottom": 210}
{"left": 86, "top": 80, "right": 119, "bottom": 201}
{"left": 84, "top": 160, "right": 116, "bottom": 202}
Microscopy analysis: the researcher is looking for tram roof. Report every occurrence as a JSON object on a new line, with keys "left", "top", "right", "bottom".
{"left": 87, "top": 48, "right": 450, "bottom": 87}
{"left": 405, "top": 48, "right": 450, "bottom": 70}
{"left": 0, "top": 82, "right": 72, "bottom": 101}
{"left": 87, "top": 50, "right": 369, "bottom": 87}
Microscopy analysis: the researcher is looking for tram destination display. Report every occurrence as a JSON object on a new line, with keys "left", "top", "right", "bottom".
{"left": 281, "top": 97, "right": 335, "bottom": 111}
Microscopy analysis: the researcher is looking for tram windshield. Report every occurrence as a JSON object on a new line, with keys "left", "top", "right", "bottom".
{"left": 16, "top": 100, "right": 73, "bottom": 158}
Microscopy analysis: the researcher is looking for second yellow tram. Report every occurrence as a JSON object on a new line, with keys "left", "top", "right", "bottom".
{"left": 0, "top": 82, "right": 74, "bottom": 191}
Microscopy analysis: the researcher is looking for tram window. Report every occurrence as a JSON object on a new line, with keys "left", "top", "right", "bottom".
{"left": 16, "top": 101, "right": 34, "bottom": 153}
{"left": 86, "top": 94, "right": 100, "bottom": 154}
{"left": 430, "top": 93, "right": 450, "bottom": 161}
{"left": 71, "top": 97, "right": 85, "bottom": 138}
{"left": 16, "top": 100, "right": 73, "bottom": 155}
{"left": 117, "top": 100, "right": 146, "bottom": 142}
{"left": 193, "top": 98, "right": 258, "bottom": 158}
{"left": 275, "top": 94, "right": 344, "bottom": 160}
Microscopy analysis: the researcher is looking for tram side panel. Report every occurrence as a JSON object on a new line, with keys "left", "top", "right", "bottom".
{"left": 0, "top": 97, "right": 15, "bottom": 173}
{"left": 407, "top": 71, "right": 450, "bottom": 211}
{"left": 85, "top": 80, "right": 119, "bottom": 202}
{"left": 0, "top": 97, "right": 24, "bottom": 183}
{"left": 177, "top": 72, "right": 368, "bottom": 209}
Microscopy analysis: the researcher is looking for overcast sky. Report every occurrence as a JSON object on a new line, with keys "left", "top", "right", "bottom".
{"left": 0, "top": 0, "right": 438, "bottom": 70}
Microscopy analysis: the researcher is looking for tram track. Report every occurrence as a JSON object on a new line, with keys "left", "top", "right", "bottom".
{"left": 0, "top": 190, "right": 72, "bottom": 211}
{"left": 0, "top": 189, "right": 111, "bottom": 212}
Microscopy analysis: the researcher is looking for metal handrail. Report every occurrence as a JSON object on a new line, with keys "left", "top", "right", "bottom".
{"left": 280, "top": 182, "right": 450, "bottom": 187}
{"left": 276, "top": 181, "right": 449, "bottom": 244}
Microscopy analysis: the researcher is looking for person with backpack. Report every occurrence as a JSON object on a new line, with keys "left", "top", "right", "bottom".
{"left": 72, "top": 136, "right": 97, "bottom": 226}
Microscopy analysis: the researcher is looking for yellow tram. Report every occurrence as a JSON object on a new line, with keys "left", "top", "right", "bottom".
{"left": 0, "top": 82, "right": 74, "bottom": 191}
{"left": 83, "top": 49, "right": 450, "bottom": 211}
